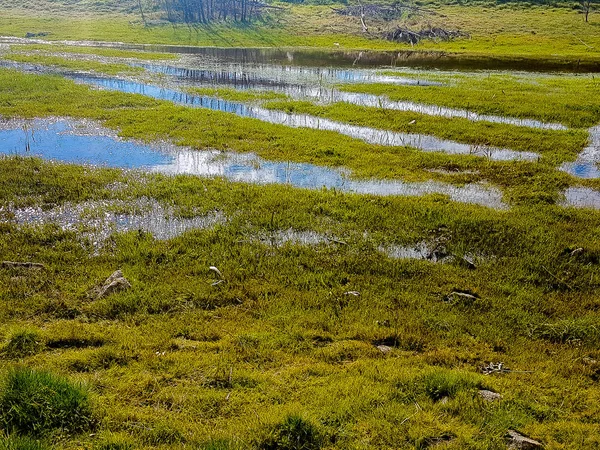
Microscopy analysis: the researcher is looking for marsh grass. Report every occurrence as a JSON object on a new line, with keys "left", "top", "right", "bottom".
{"left": 340, "top": 73, "right": 600, "bottom": 129}
{"left": 0, "top": 368, "right": 95, "bottom": 436}
{"left": 1, "top": 331, "right": 44, "bottom": 359}
{"left": 0, "top": 2, "right": 599, "bottom": 65}
{"left": 0, "top": 69, "right": 584, "bottom": 206}
{"left": 3, "top": 53, "right": 144, "bottom": 75}
{"left": 10, "top": 44, "right": 177, "bottom": 61}
{"left": 258, "top": 415, "right": 323, "bottom": 450}
{"left": 188, "top": 87, "right": 289, "bottom": 103}
{"left": 1, "top": 156, "right": 600, "bottom": 447}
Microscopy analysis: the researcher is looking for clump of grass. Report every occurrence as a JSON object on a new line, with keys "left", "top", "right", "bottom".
{"left": 531, "top": 318, "right": 600, "bottom": 345}
{"left": 140, "top": 423, "right": 185, "bottom": 445}
{"left": 0, "top": 435, "right": 49, "bottom": 450}
{"left": 1, "top": 330, "right": 44, "bottom": 359}
{"left": 0, "top": 368, "right": 95, "bottom": 436}
{"left": 258, "top": 415, "right": 323, "bottom": 450}
{"left": 397, "top": 369, "right": 482, "bottom": 402}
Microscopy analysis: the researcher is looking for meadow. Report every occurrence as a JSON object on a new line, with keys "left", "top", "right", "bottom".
{"left": 1, "top": 1, "right": 600, "bottom": 448}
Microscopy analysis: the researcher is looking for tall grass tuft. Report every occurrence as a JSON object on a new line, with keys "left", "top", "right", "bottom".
{"left": 2, "top": 331, "right": 44, "bottom": 359}
{"left": 0, "top": 368, "right": 95, "bottom": 436}
{"left": 259, "top": 415, "right": 323, "bottom": 450}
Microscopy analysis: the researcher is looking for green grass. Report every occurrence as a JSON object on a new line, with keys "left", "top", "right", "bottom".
{"left": 0, "top": 68, "right": 586, "bottom": 206}
{"left": 0, "top": 367, "right": 95, "bottom": 437}
{"left": 3, "top": 53, "right": 144, "bottom": 75}
{"left": 188, "top": 87, "right": 289, "bottom": 103}
{"left": 1, "top": 330, "right": 44, "bottom": 359}
{"left": 1, "top": 155, "right": 600, "bottom": 448}
{"left": 0, "top": 435, "right": 50, "bottom": 450}
{"left": 10, "top": 44, "right": 177, "bottom": 61}
{"left": 0, "top": 16, "right": 600, "bottom": 445}
{"left": 0, "top": 3, "right": 599, "bottom": 66}
{"left": 340, "top": 73, "right": 600, "bottom": 129}
{"left": 262, "top": 98, "right": 589, "bottom": 165}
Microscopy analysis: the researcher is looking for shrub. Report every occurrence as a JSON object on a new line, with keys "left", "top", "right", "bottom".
{"left": 259, "top": 415, "right": 323, "bottom": 450}
{"left": 2, "top": 331, "right": 44, "bottom": 359}
{"left": 0, "top": 368, "right": 95, "bottom": 436}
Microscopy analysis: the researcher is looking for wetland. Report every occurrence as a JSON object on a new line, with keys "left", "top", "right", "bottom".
{"left": 1, "top": 2, "right": 600, "bottom": 448}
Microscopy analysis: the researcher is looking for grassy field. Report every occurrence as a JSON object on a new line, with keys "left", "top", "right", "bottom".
{"left": 1, "top": 153, "right": 600, "bottom": 449}
{"left": 0, "top": 1, "right": 599, "bottom": 64}
{"left": 1, "top": 1, "right": 600, "bottom": 448}
{"left": 0, "top": 54, "right": 599, "bottom": 447}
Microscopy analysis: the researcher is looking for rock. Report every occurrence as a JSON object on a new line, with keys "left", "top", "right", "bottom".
{"left": 376, "top": 344, "right": 392, "bottom": 354}
{"left": 97, "top": 270, "right": 131, "bottom": 299}
{"left": 478, "top": 389, "right": 502, "bottom": 402}
{"left": 2, "top": 261, "right": 45, "bottom": 269}
{"left": 506, "top": 430, "right": 543, "bottom": 449}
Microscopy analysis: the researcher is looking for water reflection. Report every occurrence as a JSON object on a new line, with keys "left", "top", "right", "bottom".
{"left": 0, "top": 118, "right": 506, "bottom": 208}
{"left": 6, "top": 197, "right": 224, "bottom": 247}
{"left": 562, "top": 187, "right": 600, "bottom": 209}
{"left": 560, "top": 126, "right": 600, "bottom": 179}
{"left": 2, "top": 36, "right": 596, "bottom": 72}
{"left": 140, "top": 63, "right": 565, "bottom": 130}
{"left": 73, "top": 75, "right": 538, "bottom": 161}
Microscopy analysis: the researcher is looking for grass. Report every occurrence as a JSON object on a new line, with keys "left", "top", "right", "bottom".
{"left": 0, "top": 435, "right": 49, "bottom": 450}
{"left": 1, "top": 331, "right": 44, "bottom": 359}
{"left": 0, "top": 68, "right": 588, "bottom": 206}
{"left": 340, "top": 73, "right": 600, "bottom": 129}
{"left": 0, "top": 155, "right": 600, "bottom": 448}
{"left": 262, "top": 98, "right": 589, "bottom": 164}
{"left": 0, "top": 12, "right": 599, "bottom": 446}
{"left": 0, "top": 367, "right": 95, "bottom": 437}
{"left": 188, "top": 87, "right": 289, "bottom": 103}
{"left": 258, "top": 415, "right": 323, "bottom": 450}
{"left": 0, "top": 3, "right": 598, "bottom": 67}
{"left": 9, "top": 44, "right": 178, "bottom": 61}
{"left": 3, "top": 53, "right": 144, "bottom": 75}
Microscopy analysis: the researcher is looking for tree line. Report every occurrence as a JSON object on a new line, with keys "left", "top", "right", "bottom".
{"left": 158, "top": 0, "right": 264, "bottom": 23}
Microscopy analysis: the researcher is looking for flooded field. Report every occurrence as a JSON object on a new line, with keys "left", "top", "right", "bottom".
{"left": 2, "top": 5, "right": 600, "bottom": 447}
{"left": 0, "top": 118, "right": 506, "bottom": 208}
{"left": 1, "top": 39, "right": 600, "bottom": 211}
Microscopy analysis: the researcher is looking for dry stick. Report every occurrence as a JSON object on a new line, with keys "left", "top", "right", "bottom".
{"left": 573, "top": 34, "right": 595, "bottom": 49}
{"left": 541, "top": 265, "right": 574, "bottom": 291}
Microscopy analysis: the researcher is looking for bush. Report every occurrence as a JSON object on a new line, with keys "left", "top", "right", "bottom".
{"left": 259, "top": 415, "right": 323, "bottom": 450}
{"left": 0, "top": 368, "right": 95, "bottom": 436}
{"left": 2, "top": 331, "right": 44, "bottom": 359}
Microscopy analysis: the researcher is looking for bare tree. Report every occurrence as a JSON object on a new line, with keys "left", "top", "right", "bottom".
{"left": 580, "top": 0, "right": 595, "bottom": 23}
{"left": 159, "top": 0, "right": 262, "bottom": 24}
